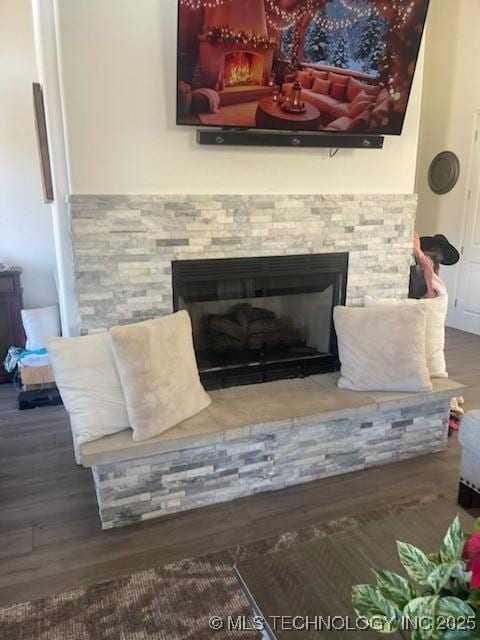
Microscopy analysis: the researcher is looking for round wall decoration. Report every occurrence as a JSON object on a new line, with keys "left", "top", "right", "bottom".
{"left": 428, "top": 151, "right": 460, "bottom": 195}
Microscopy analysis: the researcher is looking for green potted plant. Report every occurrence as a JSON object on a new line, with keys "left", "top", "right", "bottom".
{"left": 352, "top": 516, "right": 480, "bottom": 638}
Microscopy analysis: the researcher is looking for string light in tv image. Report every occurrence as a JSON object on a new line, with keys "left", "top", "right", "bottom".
{"left": 176, "top": 0, "right": 430, "bottom": 136}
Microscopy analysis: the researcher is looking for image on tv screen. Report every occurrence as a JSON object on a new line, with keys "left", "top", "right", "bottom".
{"left": 177, "top": 0, "right": 429, "bottom": 136}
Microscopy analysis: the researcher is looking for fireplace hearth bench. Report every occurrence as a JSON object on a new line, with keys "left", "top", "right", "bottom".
{"left": 77, "top": 374, "right": 464, "bottom": 529}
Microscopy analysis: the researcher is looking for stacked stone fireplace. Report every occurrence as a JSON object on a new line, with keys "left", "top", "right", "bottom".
{"left": 66, "top": 192, "right": 465, "bottom": 530}
{"left": 70, "top": 194, "right": 417, "bottom": 353}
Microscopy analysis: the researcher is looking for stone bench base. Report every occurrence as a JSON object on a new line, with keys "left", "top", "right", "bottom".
{"left": 90, "top": 380, "right": 459, "bottom": 529}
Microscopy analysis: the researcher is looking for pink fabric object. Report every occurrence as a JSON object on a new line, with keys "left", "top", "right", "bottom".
{"left": 432, "top": 272, "right": 448, "bottom": 297}
{"left": 413, "top": 232, "right": 448, "bottom": 298}
{"left": 413, "top": 233, "right": 436, "bottom": 298}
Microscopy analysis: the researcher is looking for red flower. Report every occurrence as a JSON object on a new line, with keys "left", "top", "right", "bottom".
{"left": 464, "top": 533, "right": 480, "bottom": 589}
{"left": 465, "top": 532, "right": 480, "bottom": 560}
{"left": 468, "top": 555, "right": 480, "bottom": 589}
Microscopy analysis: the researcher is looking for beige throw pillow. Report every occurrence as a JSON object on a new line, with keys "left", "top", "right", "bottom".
{"left": 109, "top": 311, "right": 211, "bottom": 442}
{"left": 333, "top": 305, "right": 432, "bottom": 393}
{"left": 364, "top": 294, "right": 448, "bottom": 378}
{"left": 46, "top": 333, "right": 131, "bottom": 445}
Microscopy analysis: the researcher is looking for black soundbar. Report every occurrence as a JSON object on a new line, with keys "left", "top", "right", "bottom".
{"left": 197, "top": 129, "right": 384, "bottom": 149}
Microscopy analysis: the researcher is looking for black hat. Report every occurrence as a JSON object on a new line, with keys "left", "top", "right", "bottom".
{"left": 420, "top": 234, "right": 460, "bottom": 266}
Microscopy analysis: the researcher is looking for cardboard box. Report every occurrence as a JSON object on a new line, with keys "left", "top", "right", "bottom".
{"left": 19, "top": 364, "right": 56, "bottom": 389}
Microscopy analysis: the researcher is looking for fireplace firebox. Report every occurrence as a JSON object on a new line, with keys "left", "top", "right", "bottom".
{"left": 172, "top": 253, "right": 348, "bottom": 390}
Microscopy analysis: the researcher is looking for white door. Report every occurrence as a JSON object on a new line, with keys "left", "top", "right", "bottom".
{"left": 455, "top": 112, "right": 480, "bottom": 335}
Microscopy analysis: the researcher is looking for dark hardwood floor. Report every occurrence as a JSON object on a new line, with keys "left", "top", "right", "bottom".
{"left": 0, "top": 328, "right": 479, "bottom": 607}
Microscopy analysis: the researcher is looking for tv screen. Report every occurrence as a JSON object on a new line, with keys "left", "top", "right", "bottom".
{"left": 177, "top": 0, "right": 429, "bottom": 136}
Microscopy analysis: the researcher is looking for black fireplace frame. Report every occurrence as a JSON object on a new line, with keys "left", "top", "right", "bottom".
{"left": 172, "top": 253, "right": 349, "bottom": 389}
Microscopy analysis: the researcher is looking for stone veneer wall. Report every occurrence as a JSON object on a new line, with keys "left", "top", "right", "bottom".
{"left": 92, "top": 397, "right": 449, "bottom": 529}
{"left": 69, "top": 194, "right": 417, "bottom": 333}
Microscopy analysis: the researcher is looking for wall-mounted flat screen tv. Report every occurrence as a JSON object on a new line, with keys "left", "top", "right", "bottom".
{"left": 177, "top": 0, "right": 429, "bottom": 136}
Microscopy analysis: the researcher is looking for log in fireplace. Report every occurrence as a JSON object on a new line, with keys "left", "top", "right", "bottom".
{"left": 172, "top": 253, "right": 348, "bottom": 390}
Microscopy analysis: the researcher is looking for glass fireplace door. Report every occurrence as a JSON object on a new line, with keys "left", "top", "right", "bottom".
{"left": 173, "top": 254, "right": 348, "bottom": 389}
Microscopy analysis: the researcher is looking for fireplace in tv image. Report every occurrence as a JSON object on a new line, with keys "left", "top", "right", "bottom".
{"left": 177, "top": 0, "right": 430, "bottom": 135}
{"left": 224, "top": 52, "right": 265, "bottom": 87}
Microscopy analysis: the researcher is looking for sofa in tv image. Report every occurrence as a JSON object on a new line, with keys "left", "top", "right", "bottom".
{"left": 281, "top": 65, "right": 394, "bottom": 133}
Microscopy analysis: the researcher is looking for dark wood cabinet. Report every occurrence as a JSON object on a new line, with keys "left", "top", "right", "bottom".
{"left": 0, "top": 269, "right": 25, "bottom": 383}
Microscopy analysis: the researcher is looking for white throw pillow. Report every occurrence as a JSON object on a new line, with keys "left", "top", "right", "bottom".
{"left": 109, "top": 311, "right": 211, "bottom": 442}
{"left": 364, "top": 294, "right": 448, "bottom": 378}
{"left": 334, "top": 305, "right": 432, "bottom": 393}
{"left": 46, "top": 333, "right": 130, "bottom": 444}
{"left": 22, "top": 305, "right": 61, "bottom": 350}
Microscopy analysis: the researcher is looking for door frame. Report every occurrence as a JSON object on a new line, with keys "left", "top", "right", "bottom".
{"left": 451, "top": 108, "right": 480, "bottom": 331}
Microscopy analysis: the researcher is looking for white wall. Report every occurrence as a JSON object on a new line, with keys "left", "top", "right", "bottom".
{"left": 0, "top": 0, "right": 58, "bottom": 308}
{"left": 56, "top": 0, "right": 425, "bottom": 196}
{"left": 416, "top": 0, "right": 480, "bottom": 312}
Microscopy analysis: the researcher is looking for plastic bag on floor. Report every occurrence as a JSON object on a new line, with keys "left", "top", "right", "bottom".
{"left": 4, "top": 346, "right": 23, "bottom": 373}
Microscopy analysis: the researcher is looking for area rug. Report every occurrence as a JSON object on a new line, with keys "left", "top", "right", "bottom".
{"left": 0, "top": 493, "right": 451, "bottom": 640}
